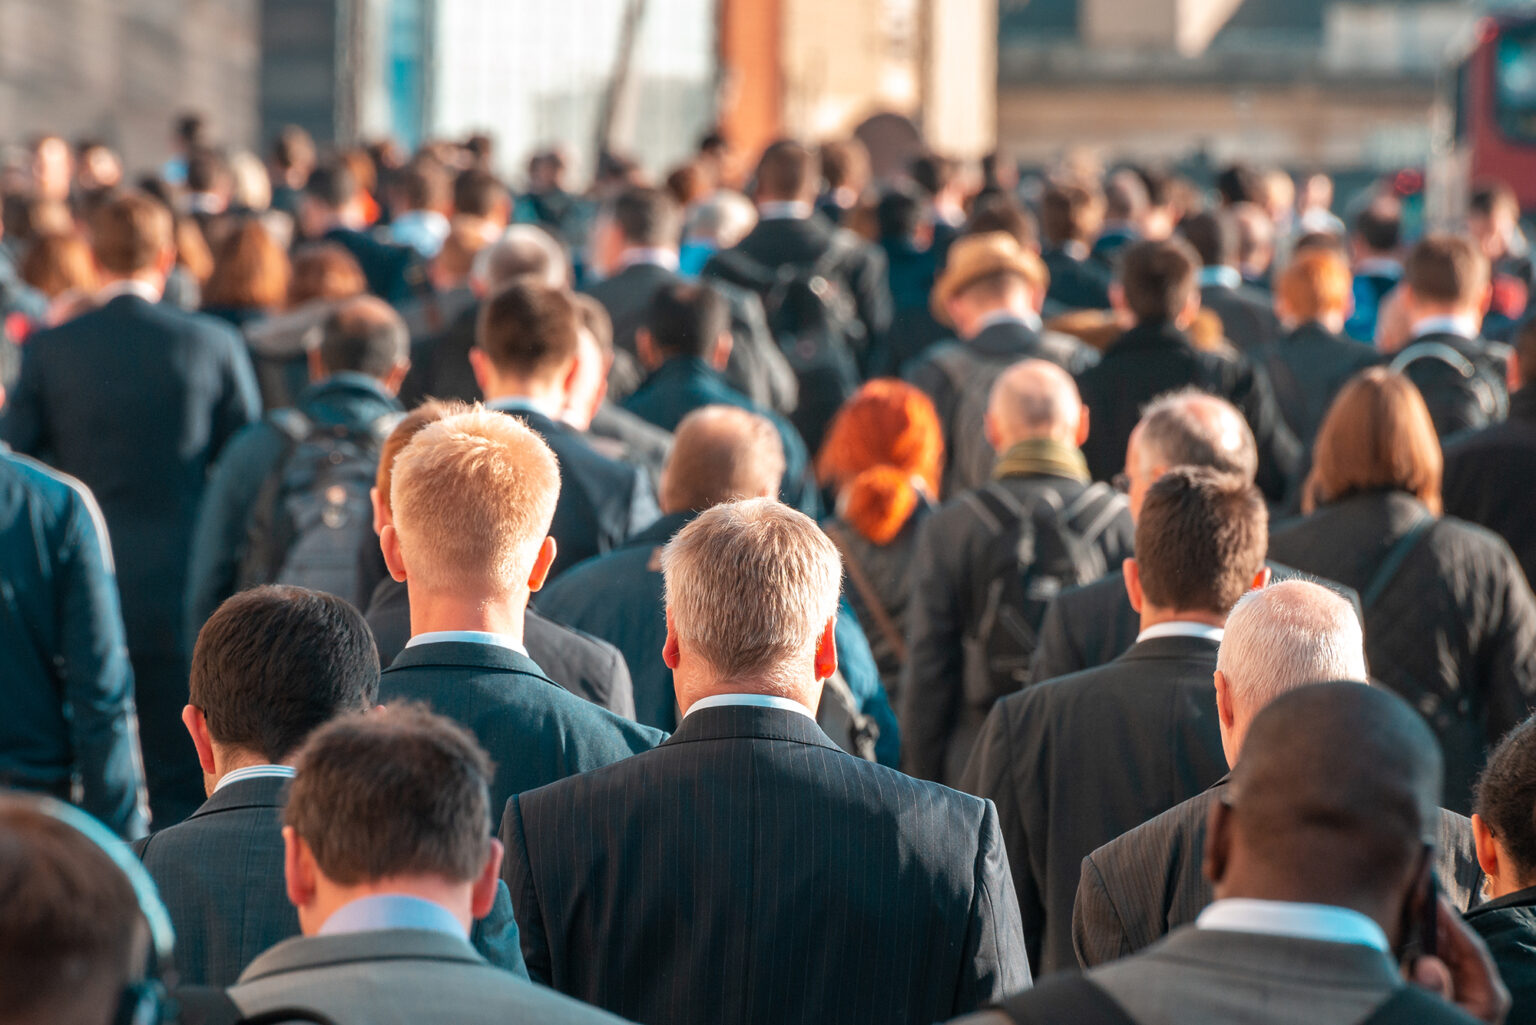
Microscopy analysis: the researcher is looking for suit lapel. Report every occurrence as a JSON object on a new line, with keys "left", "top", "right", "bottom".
{"left": 237, "top": 929, "right": 486, "bottom": 983}
{"left": 384, "top": 641, "right": 558, "bottom": 687}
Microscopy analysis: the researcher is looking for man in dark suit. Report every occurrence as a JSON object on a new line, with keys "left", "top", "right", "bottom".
{"left": 503, "top": 498, "right": 1028, "bottom": 1025}
{"left": 468, "top": 282, "right": 658, "bottom": 574}
{"left": 963, "top": 467, "right": 1269, "bottom": 975}
{"left": 1039, "top": 182, "right": 1113, "bottom": 312}
{"left": 905, "top": 232, "right": 1099, "bottom": 495}
{"left": 1071, "top": 582, "right": 1484, "bottom": 969}
{"left": 0, "top": 339, "right": 147, "bottom": 839}
{"left": 1076, "top": 238, "right": 1301, "bottom": 504}
{"left": 1, "top": 191, "right": 261, "bottom": 825}
{"left": 298, "top": 162, "right": 420, "bottom": 306}
{"left": 566, "top": 295, "right": 673, "bottom": 489}
{"left": 902, "top": 360, "right": 1133, "bottom": 785}
{"left": 376, "top": 406, "right": 663, "bottom": 818}
{"left": 227, "top": 706, "right": 623, "bottom": 1025}
{"left": 1444, "top": 317, "right": 1536, "bottom": 586}
{"left": 1180, "top": 208, "right": 1280, "bottom": 354}
{"left": 955, "top": 684, "right": 1507, "bottom": 1025}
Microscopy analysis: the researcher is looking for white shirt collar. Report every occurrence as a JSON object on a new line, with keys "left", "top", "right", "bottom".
{"left": 685, "top": 692, "right": 817, "bottom": 721}
{"left": 619, "top": 247, "right": 679, "bottom": 272}
{"left": 974, "top": 308, "right": 1043, "bottom": 336}
{"left": 757, "top": 201, "right": 814, "bottom": 221}
{"left": 1197, "top": 898, "right": 1391, "bottom": 954}
{"left": 1197, "top": 265, "right": 1243, "bottom": 290}
{"left": 214, "top": 764, "right": 295, "bottom": 793}
{"left": 1410, "top": 315, "right": 1479, "bottom": 341}
{"left": 1135, "top": 621, "right": 1225, "bottom": 644}
{"left": 97, "top": 279, "right": 162, "bottom": 304}
{"left": 487, "top": 395, "right": 562, "bottom": 421}
{"left": 406, "top": 630, "right": 528, "bottom": 656}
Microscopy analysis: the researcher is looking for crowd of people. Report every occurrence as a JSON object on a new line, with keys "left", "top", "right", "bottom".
{"left": 5, "top": 113, "right": 1536, "bottom": 1025}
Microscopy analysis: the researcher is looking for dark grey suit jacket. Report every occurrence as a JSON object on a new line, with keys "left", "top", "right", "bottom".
{"left": 1071, "top": 776, "right": 1486, "bottom": 969}
{"left": 502, "top": 704, "right": 1030, "bottom": 1025}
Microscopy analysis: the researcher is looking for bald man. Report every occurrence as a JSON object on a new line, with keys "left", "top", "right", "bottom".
{"left": 1072, "top": 583, "right": 1484, "bottom": 968}
{"left": 1029, "top": 389, "right": 1359, "bottom": 684}
{"left": 902, "top": 359, "right": 1135, "bottom": 786}
{"left": 969, "top": 684, "right": 1504, "bottom": 1025}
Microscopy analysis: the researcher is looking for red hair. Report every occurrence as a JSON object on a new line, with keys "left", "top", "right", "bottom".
{"left": 816, "top": 379, "right": 944, "bottom": 544}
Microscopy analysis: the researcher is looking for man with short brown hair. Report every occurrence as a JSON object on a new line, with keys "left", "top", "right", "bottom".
{"left": 1039, "top": 182, "right": 1112, "bottom": 312}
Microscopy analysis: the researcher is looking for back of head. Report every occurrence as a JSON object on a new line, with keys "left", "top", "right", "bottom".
{"left": 1135, "top": 466, "right": 1267, "bottom": 615}
{"left": 611, "top": 186, "right": 682, "bottom": 248}
{"left": 909, "top": 152, "right": 959, "bottom": 198}
{"left": 287, "top": 242, "right": 367, "bottom": 306}
{"left": 319, "top": 294, "right": 409, "bottom": 378}
{"left": 961, "top": 196, "right": 1038, "bottom": 252}
{"left": 875, "top": 186, "right": 924, "bottom": 242}
{"left": 1178, "top": 209, "right": 1236, "bottom": 269}
{"left": 190, "top": 585, "right": 379, "bottom": 763}
{"left": 1105, "top": 168, "right": 1150, "bottom": 222}
{"left": 20, "top": 231, "right": 96, "bottom": 300}
{"left": 375, "top": 398, "right": 474, "bottom": 510}
{"left": 684, "top": 190, "right": 757, "bottom": 246}
{"left": 1119, "top": 238, "right": 1200, "bottom": 323}
{"left": 1404, "top": 234, "right": 1489, "bottom": 307}
{"left": 1475, "top": 715, "right": 1536, "bottom": 885}
{"left": 1217, "top": 581, "right": 1367, "bottom": 715}
{"left": 661, "top": 498, "right": 842, "bottom": 692}
{"left": 272, "top": 125, "right": 316, "bottom": 174}
{"left": 819, "top": 139, "right": 869, "bottom": 192}
{"left": 1040, "top": 182, "right": 1102, "bottom": 246}
{"left": 1307, "top": 367, "right": 1442, "bottom": 514}
{"left": 453, "top": 169, "right": 509, "bottom": 219}
{"left": 1353, "top": 200, "right": 1402, "bottom": 254}
{"left": 1278, "top": 248, "right": 1352, "bottom": 322}
{"left": 397, "top": 159, "right": 450, "bottom": 213}
{"left": 816, "top": 379, "right": 943, "bottom": 544}
{"left": 1135, "top": 389, "right": 1259, "bottom": 482}
{"left": 661, "top": 405, "right": 786, "bottom": 514}
{"left": 184, "top": 147, "right": 228, "bottom": 195}
{"left": 471, "top": 224, "right": 568, "bottom": 293}
{"left": 203, "top": 218, "right": 291, "bottom": 310}
{"left": 754, "top": 140, "right": 818, "bottom": 202}
{"left": 987, "top": 358, "right": 1082, "bottom": 445}
{"left": 1222, "top": 682, "right": 1442, "bottom": 908}
{"left": 645, "top": 281, "right": 729, "bottom": 360}
{"left": 0, "top": 797, "right": 146, "bottom": 1025}
{"left": 476, "top": 281, "right": 581, "bottom": 381}
{"left": 390, "top": 408, "right": 560, "bottom": 596}
{"left": 1216, "top": 163, "right": 1263, "bottom": 207}
{"left": 285, "top": 704, "right": 493, "bottom": 887}
{"left": 91, "top": 190, "right": 173, "bottom": 277}
{"left": 1231, "top": 203, "right": 1274, "bottom": 267}
{"left": 304, "top": 162, "right": 359, "bottom": 211}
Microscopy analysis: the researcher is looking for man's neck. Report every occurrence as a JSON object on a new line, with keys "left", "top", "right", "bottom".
{"left": 207, "top": 745, "right": 290, "bottom": 796}
{"left": 407, "top": 587, "right": 527, "bottom": 643}
{"left": 307, "top": 878, "right": 475, "bottom": 937}
{"left": 96, "top": 272, "right": 164, "bottom": 301}
{"left": 964, "top": 302, "right": 1034, "bottom": 339}
{"left": 1138, "top": 607, "right": 1226, "bottom": 632}
{"left": 481, "top": 376, "right": 566, "bottom": 416}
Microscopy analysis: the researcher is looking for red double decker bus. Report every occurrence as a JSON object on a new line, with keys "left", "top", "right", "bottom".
{"left": 1446, "top": 12, "right": 1536, "bottom": 215}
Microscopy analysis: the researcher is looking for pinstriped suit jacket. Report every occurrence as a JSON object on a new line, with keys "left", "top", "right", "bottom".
{"left": 501, "top": 704, "right": 1030, "bottom": 1025}
{"left": 1071, "top": 776, "right": 1486, "bottom": 968}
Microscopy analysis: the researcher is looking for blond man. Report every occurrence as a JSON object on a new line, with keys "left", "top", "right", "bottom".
{"left": 502, "top": 498, "right": 1030, "bottom": 1025}
{"left": 376, "top": 407, "right": 663, "bottom": 827}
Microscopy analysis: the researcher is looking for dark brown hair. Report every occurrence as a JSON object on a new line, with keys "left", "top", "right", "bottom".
{"left": 476, "top": 282, "right": 581, "bottom": 380}
{"left": 90, "top": 190, "right": 173, "bottom": 276}
{"left": 1040, "top": 182, "right": 1103, "bottom": 246}
{"left": 1475, "top": 715, "right": 1536, "bottom": 882}
{"left": 1305, "top": 368, "right": 1442, "bottom": 515}
{"left": 1134, "top": 466, "right": 1267, "bottom": 615}
{"left": 1119, "top": 238, "right": 1200, "bottom": 324}
{"left": 1404, "top": 234, "right": 1489, "bottom": 306}
{"left": 202, "top": 218, "right": 291, "bottom": 311}
{"left": 754, "top": 140, "right": 818, "bottom": 201}
{"left": 288, "top": 243, "right": 367, "bottom": 307}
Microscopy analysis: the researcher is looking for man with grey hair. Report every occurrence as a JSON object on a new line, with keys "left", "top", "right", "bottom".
{"left": 902, "top": 358, "right": 1134, "bottom": 785}
{"left": 1029, "top": 388, "right": 1357, "bottom": 684}
{"left": 1072, "top": 581, "right": 1483, "bottom": 968}
{"left": 503, "top": 498, "right": 1029, "bottom": 1025}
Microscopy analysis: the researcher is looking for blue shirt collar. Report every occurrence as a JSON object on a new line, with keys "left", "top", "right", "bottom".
{"left": 487, "top": 395, "right": 562, "bottom": 420}
{"left": 1198, "top": 265, "right": 1243, "bottom": 290}
{"left": 318, "top": 894, "right": 466, "bottom": 939}
{"left": 214, "top": 764, "right": 295, "bottom": 793}
{"left": 1197, "top": 898, "right": 1390, "bottom": 953}
{"left": 406, "top": 630, "right": 528, "bottom": 656}
{"left": 686, "top": 692, "right": 818, "bottom": 722}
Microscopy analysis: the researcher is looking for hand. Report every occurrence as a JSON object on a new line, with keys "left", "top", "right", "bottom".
{"left": 1407, "top": 894, "right": 1511, "bottom": 1025}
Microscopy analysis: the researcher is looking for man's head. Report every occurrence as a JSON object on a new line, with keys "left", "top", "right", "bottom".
{"left": 90, "top": 191, "right": 175, "bottom": 285}
{"left": 592, "top": 187, "right": 682, "bottom": 277}
{"left": 1114, "top": 238, "right": 1201, "bottom": 327}
{"left": 309, "top": 295, "right": 410, "bottom": 392}
{"left": 984, "top": 358, "right": 1088, "bottom": 452}
{"left": 875, "top": 186, "right": 926, "bottom": 244}
{"left": 283, "top": 704, "right": 502, "bottom": 936}
{"left": 659, "top": 405, "right": 785, "bottom": 515}
{"left": 1473, "top": 715, "right": 1536, "bottom": 898}
{"left": 1213, "top": 582, "right": 1367, "bottom": 766}
{"left": 470, "top": 281, "right": 582, "bottom": 404}
{"left": 1469, "top": 181, "right": 1521, "bottom": 261}
{"left": 637, "top": 281, "right": 732, "bottom": 371}
{"left": 301, "top": 163, "right": 362, "bottom": 235}
{"left": 1276, "top": 248, "right": 1352, "bottom": 333}
{"left": 562, "top": 293, "right": 615, "bottom": 431}
{"left": 753, "top": 140, "right": 819, "bottom": 204}
{"left": 1231, "top": 203, "right": 1275, "bottom": 280}
{"left": 185, "top": 586, "right": 378, "bottom": 791}
{"left": 931, "top": 231, "right": 1048, "bottom": 337}
{"left": 370, "top": 399, "right": 472, "bottom": 536}
{"left": 820, "top": 139, "right": 870, "bottom": 201}
{"left": 1123, "top": 390, "right": 1258, "bottom": 519}
{"left": 1352, "top": 198, "right": 1402, "bottom": 260}
{"left": 453, "top": 169, "right": 511, "bottom": 228}
{"left": 1040, "top": 182, "right": 1104, "bottom": 248}
{"left": 1125, "top": 467, "right": 1268, "bottom": 625}
{"left": 661, "top": 499, "right": 841, "bottom": 711}
{"left": 470, "top": 225, "right": 569, "bottom": 297}
{"left": 1206, "top": 683, "right": 1442, "bottom": 944}
{"left": 1402, "top": 234, "right": 1491, "bottom": 326}
{"left": 1178, "top": 210, "right": 1237, "bottom": 270}
{"left": 384, "top": 408, "right": 560, "bottom": 607}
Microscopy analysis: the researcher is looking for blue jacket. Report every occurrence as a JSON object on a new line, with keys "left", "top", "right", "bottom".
{"left": 622, "top": 357, "right": 819, "bottom": 517}
{"left": 537, "top": 510, "right": 900, "bottom": 764}
{"left": 184, "top": 373, "right": 402, "bottom": 644}
{"left": 0, "top": 446, "right": 147, "bottom": 837}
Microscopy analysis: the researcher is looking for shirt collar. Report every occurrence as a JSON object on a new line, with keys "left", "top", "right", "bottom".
{"left": 1198, "top": 266, "right": 1243, "bottom": 290}
{"left": 318, "top": 894, "right": 466, "bottom": 939}
{"left": 487, "top": 395, "right": 562, "bottom": 421}
{"left": 1196, "top": 898, "right": 1391, "bottom": 954}
{"left": 973, "top": 308, "right": 1043, "bottom": 336}
{"left": 97, "top": 279, "right": 162, "bottom": 305}
{"left": 757, "top": 201, "right": 814, "bottom": 221}
{"left": 685, "top": 692, "right": 817, "bottom": 722}
{"left": 619, "top": 247, "right": 679, "bottom": 272}
{"left": 1410, "top": 315, "right": 1479, "bottom": 341}
{"left": 406, "top": 630, "right": 528, "bottom": 656}
{"left": 1135, "top": 621, "right": 1225, "bottom": 644}
{"left": 1354, "top": 257, "right": 1403, "bottom": 279}
{"left": 214, "top": 764, "right": 295, "bottom": 793}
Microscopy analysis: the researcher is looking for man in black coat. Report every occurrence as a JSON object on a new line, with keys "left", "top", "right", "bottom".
{"left": 134, "top": 586, "right": 525, "bottom": 985}
{"left": 1, "top": 191, "right": 261, "bottom": 825}
{"left": 1039, "top": 182, "right": 1113, "bottom": 312}
{"left": 962, "top": 467, "right": 1269, "bottom": 976}
{"left": 469, "top": 283, "right": 658, "bottom": 575}
{"left": 503, "top": 499, "right": 1030, "bottom": 1025}
{"left": 1443, "top": 316, "right": 1536, "bottom": 586}
{"left": 1071, "top": 582, "right": 1484, "bottom": 970}
{"left": 1075, "top": 238, "right": 1301, "bottom": 504}
{"left": 299, "top": 163, "right": 420, "bottom": 306}
{"left": 1180, "top": 209, "right": 1280, "bottom": 354}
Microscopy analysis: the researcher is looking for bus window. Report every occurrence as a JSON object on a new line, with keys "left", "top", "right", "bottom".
{"left": 1496, "top": 27, "right": 1536, "bottom": 142}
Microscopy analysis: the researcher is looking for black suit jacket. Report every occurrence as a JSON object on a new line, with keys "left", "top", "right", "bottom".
{"left": 1042, "top": 248, "right": 1112, "bottom": 311}
{"left": 502, "top": 704, "right": 1030, "bottom": 1025}
{"left": 1257, "top": 321, "right": 1384, "bottom": 450}
{"left": 398, "top": 301, "right": 481, "bottom": 408}
{"left": 1444, "top": 388, "right": 1536, "bottom": 587}
{"left": 1075, "top": 321, "right": 1301, "bottom": 503}
{"left": 961, "top": 634, "right": 1228, "bottom": 976}
{"left": 1200, "top": 281, "right": 1279, "bottom": 353}
{"left": 1071, "top": 776, "right": 1486, "bottom": 969}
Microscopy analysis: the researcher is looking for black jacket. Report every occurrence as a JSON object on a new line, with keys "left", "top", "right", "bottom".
{"left": 1269, "top": 491, "right": 1536, "bottom": 812}
{"left": 1393, "top": 331, "right": 1512, "bottom": 439}
{"left": 1200, "top": 281, "right": 1279, "bottom": 353}
{"left": 1464, "top": 885, "right": 1536, "bottom": 1025}
{"left": 1257, "top": 321, "right": 1384, "bottom": 450}
{"left": 1043, "top": 248, "right": 1112, "bottom": 312}
{"left": 1443, "top": 388, "right": 1536, "bottom": 587}
{"left": 398, "top": 300, "right": 481, "bottom": 408}
{"left": 502, "top": 704, "right": 1030, "bottom": 1025}
{"left": 1075, "top": 321, "right": 1301, "bottom": 503}
{"left": 961, "top": 634, "right": 1229, "bottom": 976}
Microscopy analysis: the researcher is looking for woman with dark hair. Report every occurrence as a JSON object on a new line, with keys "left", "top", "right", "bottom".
{"left": 240, "top": 243, "right": 367, "bottom": 409}
{"left": 201, "top": 218, "right": 291, "bottom": 329}
{"left": 1268, "top": 367, "right": 1536, "bottom": 812}
{"left": 1468, "top": 714, "right": 1536, "bottom": 1025}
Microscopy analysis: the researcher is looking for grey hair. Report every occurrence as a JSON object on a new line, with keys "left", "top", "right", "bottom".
{"left": 470, "top": 225, "right": 569, "bottom": 293}
{"left": 1216, "top": 580, "right": 1367, "bottom": 713}
{"left": 1136, "top": 388, "right": 1258, "bottom": 482}
{"left": 684, "top": 190, "right": 758, "bottom": 248}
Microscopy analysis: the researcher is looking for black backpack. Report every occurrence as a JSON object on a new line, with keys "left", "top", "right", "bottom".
{"left": 961, "top": 482, "right": 1127, "bottom": 706}
{"left": 816, "top": 670, "right": 880, "bottom": 762}
{"left": 713, "top": 234, "right": 865, "bottom": 452}
{"left": 236, "top": 410, "right": 400, "bottom": 601}
{"left": 1391, "top": 340, "right": 1509, "bottom": 436}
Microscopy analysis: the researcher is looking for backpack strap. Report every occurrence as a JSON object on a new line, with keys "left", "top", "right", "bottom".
{"left": 825, "top": 523, "right": 907, "bottom": 664}
{"left": 1390, "top": 341, "right": 1477, "bottom": 380}
{"left": 994, "top": 975, "right": 1141, "bottom": 1025}
{"left": 239, "top": 410, "right": 316, "bottom": 589}
{"left": 1058, "top": 482, "right": 1126, "bottom": 545}
{"left": 1362, "top": 513, "right": 1435, "bottom": 612}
